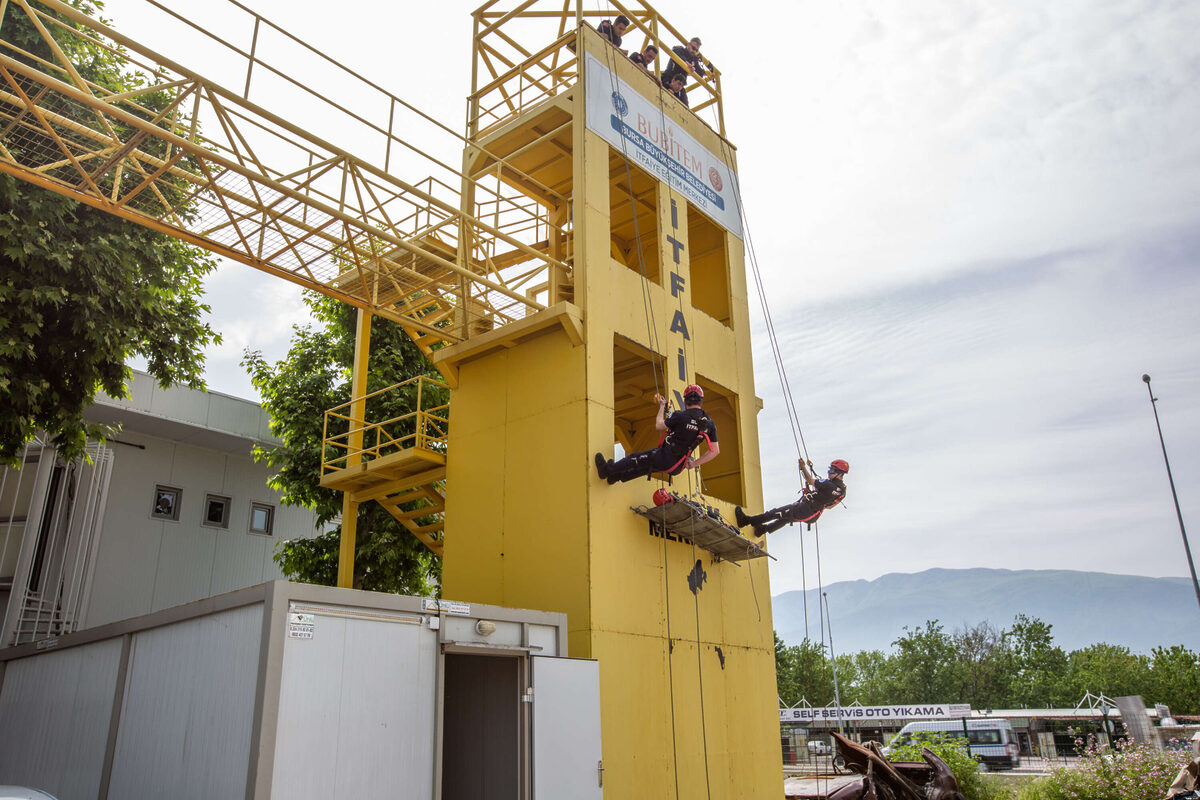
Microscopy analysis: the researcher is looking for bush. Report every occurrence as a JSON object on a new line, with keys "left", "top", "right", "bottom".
{"left": 887, "top": 733, "right": 1014, "bottom": 800}
{"left": 1015, "top": 735, "right": 1191, "bottom": 800}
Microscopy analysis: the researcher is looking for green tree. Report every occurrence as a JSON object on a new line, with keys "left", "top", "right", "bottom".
{"left": 775, "top": 632, "right": 800, "bottom": 704}
{"left": 775, "top": 634, "right": 836, "bottom": 706}
{"left": 243, "top": 293, "right": 443, "bottom": 595}
{"left": 1146, "top": 644, "right": 1200, "bottom": 716}
{"left": 1062, "top": 643, "right": 1150, "bottom": 701}
{"left": 0, "top": 0, "right": 219, "bottom": 464}
{"left": 890, "top": 621, "right": 960, "bottom": 702}
{"left": 1006, "top": 614, "right": 1070, "bottom": 708}
{"left": 846, "top": 649, "right": 896, "bottom": 705}
{"left": 951, "top": 621, "right": 1013, "bottom": 709}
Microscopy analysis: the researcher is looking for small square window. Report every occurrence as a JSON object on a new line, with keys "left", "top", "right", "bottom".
{"left": 249, "top": 502, "right": 274, "bottom": 536}
{"left": 151, "top": 485, "right": 181, "bottom": 522}
{"left": 203, "top": 494, "right": 231, "bottom": 529}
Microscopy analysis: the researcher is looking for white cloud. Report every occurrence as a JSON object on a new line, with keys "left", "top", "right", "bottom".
{"left": 724, "top": 0, "right": 1200, "bottom": 303}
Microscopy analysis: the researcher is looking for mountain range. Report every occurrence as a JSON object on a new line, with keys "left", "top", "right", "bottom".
{"left": 771, "top": 568, "right": 1200, "bottom": 655}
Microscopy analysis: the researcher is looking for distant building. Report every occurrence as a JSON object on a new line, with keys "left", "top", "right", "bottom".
{"left": 0, "top": 371, "right": 320, "bottom": 646}
{"left": 780, "top": 697, "right": 1200, "bottom": 766}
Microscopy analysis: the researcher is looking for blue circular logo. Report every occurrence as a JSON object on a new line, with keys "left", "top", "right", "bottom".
{"left": 611, "top": 91, "right": 629, "bottom": 117}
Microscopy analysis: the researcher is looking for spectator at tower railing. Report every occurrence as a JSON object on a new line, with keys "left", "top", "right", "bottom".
{"left": 630, "top": 44, "right": 657, "bottom": 72}
{"left": 662, "top": 72, "right": 688, "bottom": 107}
{"left": 597, "top": 15, "right": 630, "bottom": 54}
{"left": 661, "top": 37, "right": 706, "bottom": 86}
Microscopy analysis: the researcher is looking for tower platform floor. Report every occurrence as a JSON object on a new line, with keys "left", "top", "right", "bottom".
{"left": 632, "top": 499, "right": 773, "bottom": 563}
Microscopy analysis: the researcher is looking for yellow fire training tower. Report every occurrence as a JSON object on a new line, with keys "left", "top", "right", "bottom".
{"left": 439, "top": 6, "right": 782, "bottom": 798}
{"left": 0, "top": 0, "right": 782, "bottom": 795}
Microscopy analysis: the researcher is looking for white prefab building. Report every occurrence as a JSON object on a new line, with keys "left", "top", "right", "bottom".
{"left": 0, "top": 370, "right": 320, "bottom": 647}
{"left": 0, "top": 582, "right": 604, "bottom": 800}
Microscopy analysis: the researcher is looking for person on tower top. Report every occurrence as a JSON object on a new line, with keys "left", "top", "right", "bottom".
{"left": 661, "top": 36, "right": 707, "bottom": 87}
{"left": 630, "top": 44, "right": 658, "bottom": 72}
{"left": 663, "top": 72, "right": 688, "bottom": 107}
{"left": 595, "top": 385, "right": 719, "bottom": 484}
{"left": 733, "top": 459, "right": 848, "bottom": 535}
{"left": 597, "top": 15, "right": 630, "bottom": 52}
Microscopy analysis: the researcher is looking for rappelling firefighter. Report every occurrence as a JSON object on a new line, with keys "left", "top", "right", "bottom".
{"left": 733, "top": 459, "right": 848, "bottom": 535}
{"left": 594, "top": 384, "right": 719, "bottom": 484}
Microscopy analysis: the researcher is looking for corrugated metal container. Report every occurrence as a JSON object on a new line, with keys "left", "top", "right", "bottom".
{"left": 0, "top": 582, "right": 602, "bottom": 800}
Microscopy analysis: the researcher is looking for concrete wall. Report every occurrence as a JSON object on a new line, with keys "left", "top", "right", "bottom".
{"left": 83, "top": 431, "right": 318, "bottom": 629}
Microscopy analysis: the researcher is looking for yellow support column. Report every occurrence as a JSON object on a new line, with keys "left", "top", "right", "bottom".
{"left": 442, "top": 24, "right": 780, "bottom": 799}
{"left": 336, "top": 307, "right": 372, "bottom": 589}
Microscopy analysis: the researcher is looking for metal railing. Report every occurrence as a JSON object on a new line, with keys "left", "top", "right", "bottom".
{"left": 469, "top": 0, "right": 726, "bottom": 137}
{"left": 0, "top": 437, "right": 114, "bottom": 647}
{"left": 321, "top": 376, "right": 450, "bottom": 476}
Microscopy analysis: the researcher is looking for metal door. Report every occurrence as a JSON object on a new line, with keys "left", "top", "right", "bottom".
{"left": 530, "top": 655, "right": 603, "bottom": 799}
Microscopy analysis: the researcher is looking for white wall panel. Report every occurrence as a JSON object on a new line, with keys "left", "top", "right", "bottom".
{"left": 150, "top": 443, "right": 223, "bottom": 611}
{"left": 85, "top": 433, "right": 315, "bottom": 627}
{"left": 205, "top": 393, "right": 265, "bottom": 438}
{"left": 84, "top": 437, "right": 170, "bottom": 626}
{"left": 152, "top": 523, "right": 219, "bottom": 611}
{"left": 108, "top": 603, "right": 263, "bottom": 800}
{"left": 148, "top": 382, "right": 212, "bottom": 424}
{"left": 270, "top": 609, "right": 438, "bottom": 799}
{"left": 0, "top": 638, "right": 123, "bottom": 800}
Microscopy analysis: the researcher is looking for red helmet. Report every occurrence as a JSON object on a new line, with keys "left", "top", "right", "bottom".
{"left": 829, "top": 459, "right": 849, "bottom": 474}
{"left": 653, "top": 488, "right": 675, "bottom": 506}
{"left": 683, "top": 384, "right": 704, "bottom": 401}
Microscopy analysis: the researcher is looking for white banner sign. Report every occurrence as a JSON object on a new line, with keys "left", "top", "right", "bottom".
{"left": 780, "top": 704, "right": 972, "bottom": 723}
{"left": 585, "top": 53, "right": 744, "bottom": 239}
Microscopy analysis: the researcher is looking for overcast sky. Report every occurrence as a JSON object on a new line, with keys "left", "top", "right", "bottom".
{"left": 111, "top": 0, "right": 1200, "bottom": 593}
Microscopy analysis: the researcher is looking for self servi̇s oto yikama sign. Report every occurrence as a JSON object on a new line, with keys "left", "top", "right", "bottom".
{"left": 585, "top": 53, "right": 744, "bottom": 239}
{"left": 779, "top": 704, "right": 973, "bottom": 723}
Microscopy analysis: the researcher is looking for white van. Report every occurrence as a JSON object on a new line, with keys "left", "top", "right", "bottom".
{"left": 883, "top": 718, "right": 1020, "bottom": 770}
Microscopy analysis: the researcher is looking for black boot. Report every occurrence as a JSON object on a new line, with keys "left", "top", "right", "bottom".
{"left": 594, "top": 452, "right": 609, "bottom": 480}
{"left": 734, "top": 506, "right": 750, "bottom": 528}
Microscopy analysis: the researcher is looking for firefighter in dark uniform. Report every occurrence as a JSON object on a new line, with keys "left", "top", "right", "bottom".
{"left": 597, "top": 15, "right": 630, "bottom": 51}
{"left": 734, "top": 459, "right": 848, "bottom": 535}
{"left": 595, "top": 384, "right": 719, "bottom": 484}
{"left": 662, "top": 72, "right": 688, "bottom": 107}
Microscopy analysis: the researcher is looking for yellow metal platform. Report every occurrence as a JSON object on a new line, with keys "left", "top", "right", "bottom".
{"left": 632, "top": 500, "right": 773, "bottom": 563}
{"left": 320, "top": 375, "right": 449, "bottom": 555}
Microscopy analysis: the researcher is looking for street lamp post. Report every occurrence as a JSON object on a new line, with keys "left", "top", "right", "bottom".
{"left": 1141, "top": 374, "right": 1200, "bottom": 614}
{"left": 823, "top": 591, "right": 843, "bottom": 735}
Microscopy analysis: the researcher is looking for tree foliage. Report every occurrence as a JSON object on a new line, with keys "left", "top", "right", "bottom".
{"left": 776, "top": 633, "right": 837, "bottom": 706}
{"left": 243, "top": 293, "right": 444, "bottom": 595}
{"left": 775, "top": 615, "right": 1200, "bottom": 714}
{"left": 0, "top": 0, "right": 219, "bottom": 464}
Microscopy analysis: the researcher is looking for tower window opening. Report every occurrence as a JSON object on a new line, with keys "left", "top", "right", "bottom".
{"left": 612, "top": 336, "right": 668, "bottom": 454}
{"left": 687, "top": 203, "right": 731, "bottom": 327}
{"left": 608, "top": 147, "right": 660, "bottom": 283}
{"left": 693, "top": 376, "right": 744, "bottom": 506}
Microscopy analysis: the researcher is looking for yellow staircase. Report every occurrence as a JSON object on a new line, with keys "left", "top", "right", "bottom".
{"left": 319, "top": 376, "right": 449, "bottom": 555}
